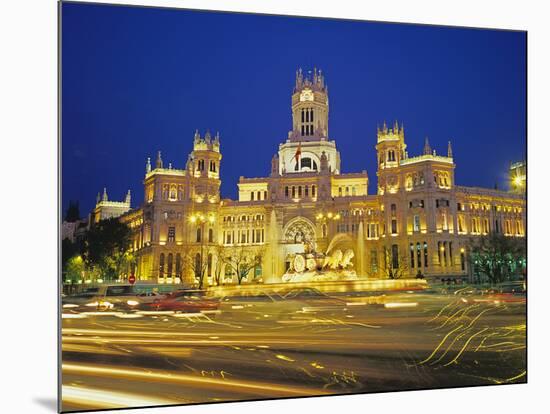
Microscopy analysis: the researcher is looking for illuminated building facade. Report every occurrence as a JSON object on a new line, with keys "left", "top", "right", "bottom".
{"left": 111, "top": 69, "right": 525, "bottom": 285}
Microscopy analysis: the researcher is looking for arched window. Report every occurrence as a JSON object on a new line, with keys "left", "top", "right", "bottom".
{"left": 208, "top": 228, "right": 214, "bottom": 243}
{"left": 251, "top": 191, "right": 254, "bottom": 201}
{"left": 312, "top": 185, "right": 316, "bottom": 197}
{"left": 322, "top": 224, "right": 327, "bottom": 238}
{"left": 175, "top": 253, "right": 182, "bottom": 278}
{"left": 310, "top": 109, "right": 314, "bottom": 123}
{"left": 195, "top": 253, "right": 202, "bottom": 279}
{"left": 196, "top": 227, "right": 202, "bottom": 243}
{"left": 285, "top": 186, "right": 289, "bottom": 197}
{"left": 416, "top": 243, "right": 421, "bottom": 268}
{"left": 207, "top": 253, "right": 213, "bottom": 278}
{"left": 423, "top": 242, "right": 428, "bottom": 267}
{"left": 167, "top": 253, "right": 173, "bottom": 277}
{"left": 159, "top": 253, "right": 165, "bottom": 278}
{"left": 292, "top": 186, "right": 296, "bottom": 198}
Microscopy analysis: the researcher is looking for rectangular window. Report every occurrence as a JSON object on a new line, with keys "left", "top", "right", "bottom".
{"left": 305, "top": 186, "right": 309, "bottom": 197}
{"left": 285, "top": 186, "right": 289, "bottom": 197}
{"left": 410, "top": 243, "right": 415, "bottom": 268}
{"left": 391, "top": 219, "right": 397, "bottom": 234}
{"left": 391, "top": 244, "right": 399, "bottom": 269}
{"left": 413, "top": 215, "right": 420, "bottom": 232}
{"left": 168, "top": 226, "right": 175, "bottom": 243}
{"left": 370, "top": 250, "right": 378, "bottom": 274}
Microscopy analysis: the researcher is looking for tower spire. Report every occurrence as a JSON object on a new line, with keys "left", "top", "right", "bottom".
{"left": 447, "top": 140, "right": 453, "bottom": 158}
{"left": 125, "top": 189, "right": 131, "bottom": 205}
{"left": 423, "top": 137, "right": 432, "bottom": 155}
{"left": 146, "top": 157, "right": 151, "bottom": 173}
{"left": 156, "top": 151, "right": 163, "bottom": 169}
{"left": 96, "top": 192, "right": 100, "bottom": 204}
{"left": 102, "top": 187, "right": 108, "bottom": 202}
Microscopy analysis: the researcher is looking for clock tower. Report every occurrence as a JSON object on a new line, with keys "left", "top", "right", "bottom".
{"left": 290, "top": 67, "right": 329, "bottom": 142}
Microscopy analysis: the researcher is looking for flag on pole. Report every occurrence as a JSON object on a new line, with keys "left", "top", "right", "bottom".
{"left": 294, "top": 142, "right": 302, "bottom": 166}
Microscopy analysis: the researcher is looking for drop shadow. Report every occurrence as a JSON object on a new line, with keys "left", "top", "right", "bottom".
{"left": 33, "top": 397, "right": 58, "bottom": 412}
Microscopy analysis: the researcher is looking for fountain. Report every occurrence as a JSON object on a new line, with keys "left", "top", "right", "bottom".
{"left": 281, "top": 233, "right": 358, "bottom": 283}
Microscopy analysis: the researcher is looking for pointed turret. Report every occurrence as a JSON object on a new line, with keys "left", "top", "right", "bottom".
{"left": 96, "top": 192, "right": 100, "bottom": 204}
{"left": 214, "top": 131, "right": 220, "bottom": 144}
{"left": 447, "top": 140, "right": 453, "bottom": 158}
{"left": 156, "top": 151, "right": 163, "bottom": 169}
{"left": 193, "top": 129, "right": 201, "bottom": 145}
{"left": 423, "top": 137, "right": 432, "bottom": 155}
{"left": 320, "top": 151, "right": 329, "bottom": 173}
{"left": 145, "top": 157, "right": 151, "bottom": 173}
{"left": 102, "top": 187, "right": 108, "bottom": 202}
{"left": 125, "top": 189, "right": 131, "bottom": 205}
{"left": 271, "top": 154, "right": 279, "bottom": 176}
{"left": 204, "top": 130, "right": 211, "bottom": 143}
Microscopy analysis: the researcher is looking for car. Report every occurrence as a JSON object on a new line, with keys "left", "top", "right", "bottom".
{"left": 135, "top": 291, "right": 167, "bottom": 304}
{"left": 62, "top": 285, "right": 142, "bottom": 311}
{"left": 146, "top": 291, "right": 219, "bottom": 313}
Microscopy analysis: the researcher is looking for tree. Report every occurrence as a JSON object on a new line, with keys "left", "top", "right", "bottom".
{"left": 65, "top": 255, "right": 85, "bottom": 283}
{"left": 212, "top": 244, "right": 228, "bottom": 286}
{"left": 82, "top": 218, "right": 132, "bottom": 281}
{"left": 382, "top": 244, "right": 409, "bottom": 279}
{"left": 467, "top": 233, "right": 526, "bottom": 284}
{"left": 183, "top": 246, "right": 210, "bottom": 289}
{"left": 225, "top": 246, "right": 265, "bottom": 285}
{"left": 65, "top": 200, "right": 81, "bottom": 222}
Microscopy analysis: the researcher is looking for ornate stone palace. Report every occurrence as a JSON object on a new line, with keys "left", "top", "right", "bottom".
{"left": 91, "top": 68, "right": 526, "bottom": 285}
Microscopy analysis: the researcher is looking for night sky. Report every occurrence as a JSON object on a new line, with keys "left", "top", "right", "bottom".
{"left": 61, "top": 2, "right": 526, "bottom": 217}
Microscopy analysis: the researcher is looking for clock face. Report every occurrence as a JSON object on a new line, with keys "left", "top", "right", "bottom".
{"left": 300, "top": 88, "right": 314, "bottom": 102}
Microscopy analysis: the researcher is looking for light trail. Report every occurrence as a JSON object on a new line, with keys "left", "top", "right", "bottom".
{"left": 62, "top": 385, "right": 180, "bottom": 409}
{"left": 443, "top": 328, "right": 488, "bottom": 366}
{"left": 62, "top": 363, "right": 332, "bottom": 397}
{"left": 416, "top": 324, "right": 465, "bottom": 365}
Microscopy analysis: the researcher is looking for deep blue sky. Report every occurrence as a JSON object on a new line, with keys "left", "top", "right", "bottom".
{"left": 61, "top": 2, "right": 526, "bottom": 217}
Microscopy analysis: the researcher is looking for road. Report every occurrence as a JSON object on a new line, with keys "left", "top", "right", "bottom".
{"left": 61, "top": 287, "right": 526, "bottom": 412}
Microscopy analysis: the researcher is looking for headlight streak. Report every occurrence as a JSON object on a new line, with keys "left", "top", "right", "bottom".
{"left": 62, "top": 363, "right": 332, "bottom": 397}
{"left": 62, "top": 385, "right": 179, "bottom": 409}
